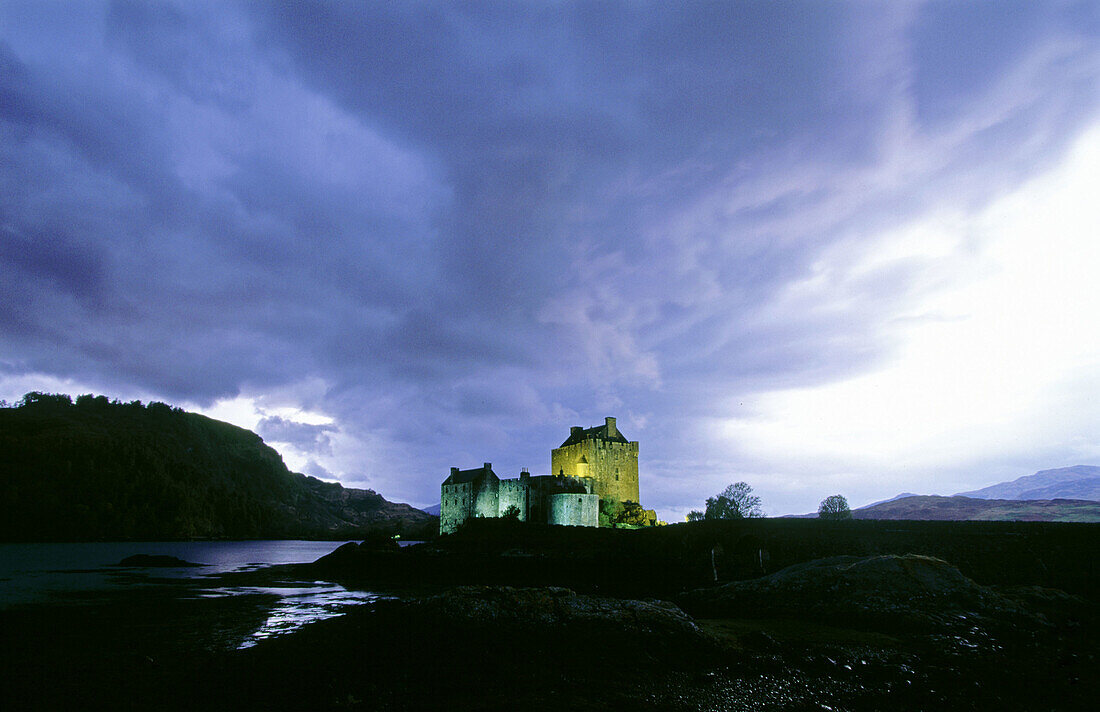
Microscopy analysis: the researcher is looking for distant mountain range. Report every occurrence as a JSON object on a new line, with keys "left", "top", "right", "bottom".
{"left": 954, "top": 465, "right": 1100, "bottom": 501}
{"left": 861, "top": 492, "right": 921, "bottom": 508}
{"left": 848, "top": 466, "right": 1100, "bottom": 522}
{"left": 854, "top": 495, "right": 1100, "bottom": 522}
{"left": 0, "top": 392, "right": 437, "bottom": 541}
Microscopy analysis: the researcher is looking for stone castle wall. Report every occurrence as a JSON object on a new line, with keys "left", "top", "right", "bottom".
{"left": 440, "top": 471, "right": 501, "bottom": 534}
{"left": 440, "top": 480, "right": 474, "bottom": 535}
{"left": 548, "top": 493, "right": 599, "bottom": 527}
{"left": 498, "top": 479, "right": 528, "bottom": 520}
{"left": 474, "top": 477, "right": 499, "bottom": 520}
{"left": 442, "top": 472, "right": 594, "bottom": 532}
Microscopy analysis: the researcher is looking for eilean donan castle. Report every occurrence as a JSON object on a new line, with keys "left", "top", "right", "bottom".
{"left": 440, "top": 417, "right": 649, "bottom": 534}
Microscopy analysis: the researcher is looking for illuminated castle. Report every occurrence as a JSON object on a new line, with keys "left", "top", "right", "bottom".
{"left": 440, "top": 417, "right": 650, "bottom": 534}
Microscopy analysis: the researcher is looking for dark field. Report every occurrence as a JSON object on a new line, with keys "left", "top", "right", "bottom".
{"left": 3, "top": 519, "right": 1098, "bottom": 711}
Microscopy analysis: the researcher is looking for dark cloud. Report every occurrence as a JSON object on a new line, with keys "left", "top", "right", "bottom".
{"left": 1, "top": 1, "right": 1097, "bottom": 510}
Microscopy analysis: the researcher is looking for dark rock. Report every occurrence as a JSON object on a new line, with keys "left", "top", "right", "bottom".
{"left": 410, "top": 586, "right": 721, "bottom": 663}
{"left": 418, "top": 585, "right": 695, "bottom": 632}
{"left": 316, "top": 541, "right": 361, "bottom": 561}
{"left": 680, "top": 554, "right": 1029, "bottom": 632}
{"left": 739, "top": 629, "right": 780, "bottom": 651}
{"left": 358, "top": 533, "right": 401, "bottom": 552}
{"left": 116, "top": 554, "right": 204, "bottom": 568}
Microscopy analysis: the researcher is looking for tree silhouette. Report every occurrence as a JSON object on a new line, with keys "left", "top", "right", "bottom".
{"left": 818, "top": 494, "right": 852, "bottom": 520}
{"left": 704, "top": 482, "right": 764, "bottom": 519}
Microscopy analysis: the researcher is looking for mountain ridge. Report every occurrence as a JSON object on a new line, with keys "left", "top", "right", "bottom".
{"left": 838, "top": 466, "right": 1100, "bottom": 521}
{"left": 955, "top": 465, "right": 1100, "bottom": 501}
{"left": 854, "top": 494, "right": 1100, "bottom": 522}
{"left": 0, "top": 392, "right": 437, "bottom": 541}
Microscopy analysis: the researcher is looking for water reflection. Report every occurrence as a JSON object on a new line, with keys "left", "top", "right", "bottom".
{"left": 197, "top": 582, "right": 388, "bottom": 648}
{"left": 1, "top": 541, "right": 388, "bottom": 650}
{"left": 0, "top": 540, "right": 357, "bottom": 606}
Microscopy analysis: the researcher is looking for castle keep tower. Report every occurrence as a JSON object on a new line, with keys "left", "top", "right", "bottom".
{"left": 551, "top": 417, "right": 639, "bottom": 507}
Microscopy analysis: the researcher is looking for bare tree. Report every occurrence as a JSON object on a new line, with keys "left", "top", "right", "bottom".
{"left": 704, "top": 482, "right": 764, "bottom": 519}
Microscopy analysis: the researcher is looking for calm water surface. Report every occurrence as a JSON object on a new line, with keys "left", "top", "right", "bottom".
{"left": 0, "top": 540, "right": 401, "bottom": 648}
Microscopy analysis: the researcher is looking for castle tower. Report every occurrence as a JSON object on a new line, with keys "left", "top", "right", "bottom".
{"left": 550, "top": 416, "right": 639, "bottom": 508}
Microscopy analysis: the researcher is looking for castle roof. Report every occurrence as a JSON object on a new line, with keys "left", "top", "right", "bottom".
{"left": 558, "top": 419, "right": 629, "bottom": 448}
{"left": 443, "top": 463, "right": 498, "bottom": 486}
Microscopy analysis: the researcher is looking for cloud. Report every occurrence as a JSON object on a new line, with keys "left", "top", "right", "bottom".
{"left": 1, "top": 1, "right": 1098, "bottom": 512}
{"left": 256, "top": 415, "right": 336, "bottom": 456}
{"left": 301, "top": 460, "right": 334, "bottom": 480}
{"left": 709, "top": 124, "right": 1100, "bottom": 513}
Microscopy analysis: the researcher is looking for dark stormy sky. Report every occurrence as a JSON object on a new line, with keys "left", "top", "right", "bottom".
{"left": 3, "top": 1, "right": 1099, "bottom": 518}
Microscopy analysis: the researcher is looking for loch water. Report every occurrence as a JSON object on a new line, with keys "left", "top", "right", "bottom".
{"left": 0, "top": 540, "right": 386, "bottom": 648}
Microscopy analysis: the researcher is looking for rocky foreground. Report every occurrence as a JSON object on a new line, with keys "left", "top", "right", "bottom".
{"left": 215, "top": 556, "right": 1097, "bottom": 711}
{"left": 3, "top": 550, "right": 1096, "bottom": 711}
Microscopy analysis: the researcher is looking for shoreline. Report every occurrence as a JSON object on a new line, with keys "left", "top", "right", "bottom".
{"left": 3, "top": 573, "right": 1095, "bottom": 711}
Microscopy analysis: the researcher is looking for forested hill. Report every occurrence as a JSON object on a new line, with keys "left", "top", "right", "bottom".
{"left": 0, "top": 393, "right": 437, "bottom": 541}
